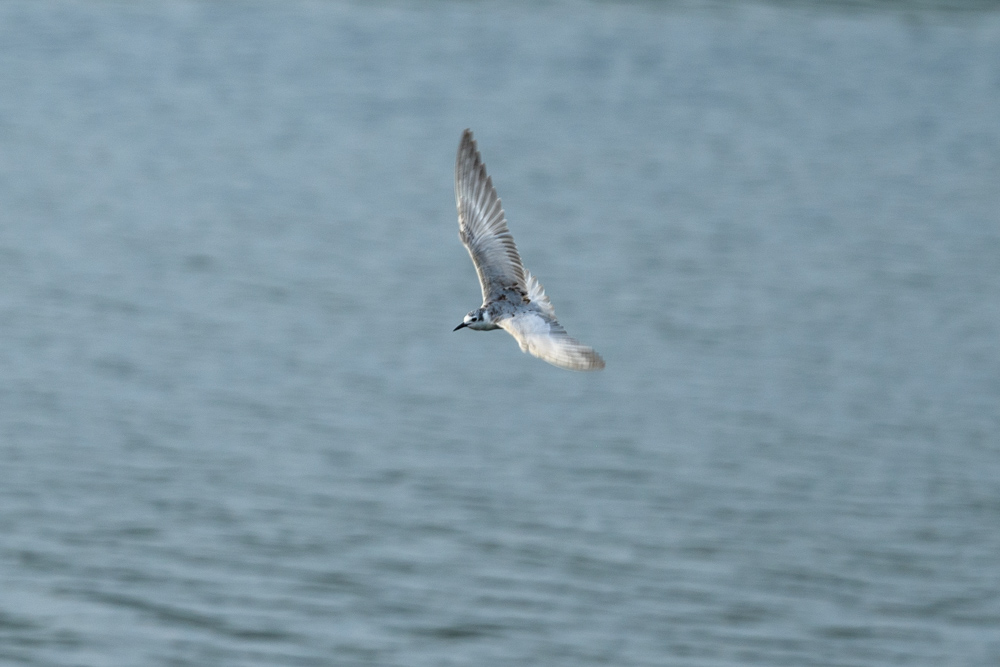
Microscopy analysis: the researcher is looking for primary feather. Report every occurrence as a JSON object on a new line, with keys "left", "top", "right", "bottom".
{"left": 455, "top": 130, "right": 525, "bottom": 302}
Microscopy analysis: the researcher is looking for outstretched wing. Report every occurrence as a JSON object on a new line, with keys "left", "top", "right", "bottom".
{"left": 499, "top": 309, "right": 605, "bottom": 372}
{"left": 456, "top": 129, "right": 526, "bottom": 302}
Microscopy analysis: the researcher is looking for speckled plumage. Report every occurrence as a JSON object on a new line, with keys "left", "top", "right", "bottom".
{"left": 453, "top": 130, "right": 605, "bottom": 372}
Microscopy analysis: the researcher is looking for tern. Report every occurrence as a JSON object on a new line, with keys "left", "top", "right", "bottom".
{"left": 452, "top": 130, "right": 605, "bottom": 371}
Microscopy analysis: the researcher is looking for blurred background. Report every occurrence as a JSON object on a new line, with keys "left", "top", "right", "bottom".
{"left": 1, "top": 0, "right": 999, "bottom": 665}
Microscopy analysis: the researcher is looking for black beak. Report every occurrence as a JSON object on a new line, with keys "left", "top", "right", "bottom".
{"left": 453, "top": 322, "right": 468, "bottom": 331}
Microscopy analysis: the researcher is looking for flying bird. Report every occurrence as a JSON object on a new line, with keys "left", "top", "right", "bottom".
{"left": 452, "top": 129, "right": 605, "bottom": 371}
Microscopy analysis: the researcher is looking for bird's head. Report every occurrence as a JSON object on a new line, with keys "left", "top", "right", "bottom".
{"left": 453, "top": 308, "right": 494, "bottom": 331}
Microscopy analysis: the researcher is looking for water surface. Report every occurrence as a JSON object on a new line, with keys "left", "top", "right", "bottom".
{"left": 1, "top": 1, "right": 999, "bottom": 665}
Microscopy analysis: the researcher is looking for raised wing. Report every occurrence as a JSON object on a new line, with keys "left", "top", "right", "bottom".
{"left": 499, "top": 309, "right": 605, "bottom": 372}
{"left": 456, "top": 130, "right": 526, "bottom": 302}
{"left": 524, "top": 271, "right": 556, "bottom": 319}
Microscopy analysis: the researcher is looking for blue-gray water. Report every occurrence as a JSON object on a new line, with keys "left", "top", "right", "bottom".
{"left": 2, "top": 1, "right": 1000, "bottom": 665}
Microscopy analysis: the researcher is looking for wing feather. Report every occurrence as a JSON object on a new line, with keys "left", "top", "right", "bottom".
{"left": 524, "top": 271, "right": 556, "bottom": 319}
{"left": 499, "top": 311, "right": 605, "bottom": 372}
{"left": 455, "top": 130, "right": 526, "bottom": 302}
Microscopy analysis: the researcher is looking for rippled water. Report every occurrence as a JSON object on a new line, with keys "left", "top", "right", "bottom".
{"left": 1, "top": 1, "right": 999, "bottom": 665}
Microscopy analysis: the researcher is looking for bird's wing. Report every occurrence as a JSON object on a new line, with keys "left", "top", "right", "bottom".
{"left": 456, "top": 129, "right": 526, "bottom": 302}
{"left": 499, "top": 309, "right": 605, "bottom": 372}
{"left": 524, "top": 271, "right": 556, "bottom": 319}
